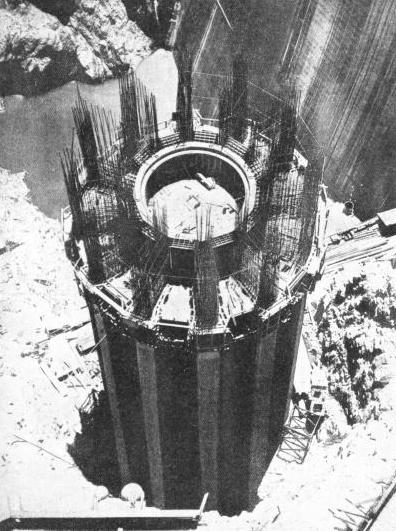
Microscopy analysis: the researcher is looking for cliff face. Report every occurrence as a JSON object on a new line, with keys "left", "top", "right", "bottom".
{"left": 279, "top": 0, "right": 396, "bottom": 218}
{"left": 0, "top": 0, "right": 152, "bottom": 95}
{"left": 121, "top": 0, "right": 175, "bottom": 43}
{"left": 176, "top": 0, "right": 396, "bottom": 218}
{"left": 68, "top": 0, "right": 151, "bottom": 76}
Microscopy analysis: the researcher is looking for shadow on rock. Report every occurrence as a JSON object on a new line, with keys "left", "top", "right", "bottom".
{"left": 68, "top": 390, "right": 121, "bottom": 495}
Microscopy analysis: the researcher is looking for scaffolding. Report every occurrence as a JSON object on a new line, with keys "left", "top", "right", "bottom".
{"left": 131, "top": 234, "right": 169, "bottom": 319}
{"left": 276, "top": 404, "right": 322, "bottom": 464}
{"left": 218, "top": 55, "right": 248, "bottom": 144}
{"left": 62, "top": 59, "right": 323, "bottom": 326}
{"left": 176, "top": 51, "right": 194, "bottom": 141}
{"left": 194, "top": 206, "right": 219, "bottom": 329}
{"left": 120, "top": 70, "right": 160, "bottom": 156}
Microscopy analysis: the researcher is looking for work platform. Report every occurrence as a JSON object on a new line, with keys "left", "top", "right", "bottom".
{"left": 325, "top": 211, "right": 396, "bottom": 274}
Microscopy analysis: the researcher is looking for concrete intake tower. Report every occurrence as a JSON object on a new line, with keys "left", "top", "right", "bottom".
{"left": 62, "top": 56, "right": 327, "bottom": 515}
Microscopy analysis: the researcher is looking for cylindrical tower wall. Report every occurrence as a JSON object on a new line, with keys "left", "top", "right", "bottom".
{"left": 87, "top": 294, "right": 151, "bottom": 495}
{"left": 84, "top": 291, "right": 307, "bottom": 514}
{"left": 63, "top": 63, "right": 326, "bottom": 516}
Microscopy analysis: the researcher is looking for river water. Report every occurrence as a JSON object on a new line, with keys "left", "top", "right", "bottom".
{"left": 0, "top": 80, "right": 122, "bottom": 218}
{"left": 0, "top": 50, "right": 178, "bottom": 219}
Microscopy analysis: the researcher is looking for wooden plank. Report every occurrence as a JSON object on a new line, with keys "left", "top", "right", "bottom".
{"left": 0, "top": 513, "right": 200, "bottom": 530}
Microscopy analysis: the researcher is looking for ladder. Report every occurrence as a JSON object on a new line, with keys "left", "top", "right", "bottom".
{"left": 276, "top": 404, "right": 322, "bottom": 464}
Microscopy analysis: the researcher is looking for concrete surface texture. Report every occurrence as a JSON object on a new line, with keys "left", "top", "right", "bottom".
{"left": 149, "top": 178, "right": 237, "bottom": 239}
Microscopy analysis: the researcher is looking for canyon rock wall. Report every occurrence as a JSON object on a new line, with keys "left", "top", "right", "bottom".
{"left": 284, "top": 0, "right": 396, "bottom": 218}
{"left": 121, "top": 0, "right": 175, "bottom": 44}
{"left": 0, "top": 0, "right": 152, "bottom": 95}
{"left": 176, "top": 0, "right": 396, "bottom": 218}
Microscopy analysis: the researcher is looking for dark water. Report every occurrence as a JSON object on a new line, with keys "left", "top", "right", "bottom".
{"left": 0, "top": 50, "right": 177, "bottom": 219}
{"left": 0, "top": 79, "right": 121, "bottom": 219}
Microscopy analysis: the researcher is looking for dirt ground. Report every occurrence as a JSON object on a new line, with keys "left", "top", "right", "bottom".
{"left": 204, "top": 264, "right": 396, "bottom": 531}
{"left": 0, "top": 168, "right": 100, "bottom": 516}
{"left": 1, "top": 167, "right": 396, "bottom": 529}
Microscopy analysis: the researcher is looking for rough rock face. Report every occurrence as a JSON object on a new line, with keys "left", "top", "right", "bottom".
{"left": 69, "top": 0, "right": 151, "bottom": 77}
{"left": 29, "top": 0, "right": 79, "bottom": 24}
{"left": 121, "top": 0, "right": 175, "bottom": 44}
{"left": 313, "top": 263, "right": 396, "bottom": 424}
{"left": 0, "top": 0, "right": 152, "bottom": 95}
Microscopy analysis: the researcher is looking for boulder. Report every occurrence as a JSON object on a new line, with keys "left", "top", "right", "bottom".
{"left": 0, "top": 0, "right": 152, "bottom": 95}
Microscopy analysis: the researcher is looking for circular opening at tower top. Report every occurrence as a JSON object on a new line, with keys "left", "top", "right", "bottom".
{"left": 150, "top": 179, "right": 238, "bottom": 240}
{"left": 134, "top": 144, "right": 256, "bottom": 241}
